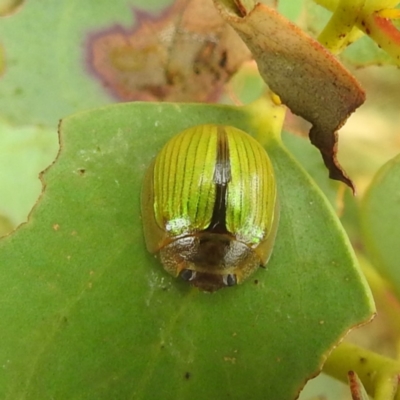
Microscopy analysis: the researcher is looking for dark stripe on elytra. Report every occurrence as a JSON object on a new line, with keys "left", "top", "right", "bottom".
{"left": 205, "top": 126, "right": 231, "bottom": 234}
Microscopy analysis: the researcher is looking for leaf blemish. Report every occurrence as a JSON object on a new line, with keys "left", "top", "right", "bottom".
{"left": 85, "top": 0, "right": 250, "bottom": 102}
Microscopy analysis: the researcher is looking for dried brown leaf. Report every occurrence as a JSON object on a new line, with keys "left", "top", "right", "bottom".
{"left": 87, "top": 0, "right": 251, "bottom": 102}
{"left": 214, "top": 1, "right": 366, "bottom": 191}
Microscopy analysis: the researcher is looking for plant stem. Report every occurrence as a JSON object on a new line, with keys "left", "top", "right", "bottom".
{"left": 323, "top": 342, "right": 400, "bottom": 399}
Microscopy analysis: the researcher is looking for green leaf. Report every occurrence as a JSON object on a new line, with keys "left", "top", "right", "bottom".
{"left": 0, "top": 102, "right": 374, "bottom": 400}
{"left": 278, "top": 0, "right": 304, "bottom": 22}
{"left": 360, "top": 153, "right": 400, "bottom": 298}
{"left": 282, "top": 131, "right": 340, "bottom": 207}
{"left": 0, "top": 118, "right": 58, "bottom": 229}
{"left": 342, "top": 34, "right": 396, "bottom": 67}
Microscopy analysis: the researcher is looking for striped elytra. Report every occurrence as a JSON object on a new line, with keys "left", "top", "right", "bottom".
{"left": 141, "top": 124, "right": 279, "bottom": 292}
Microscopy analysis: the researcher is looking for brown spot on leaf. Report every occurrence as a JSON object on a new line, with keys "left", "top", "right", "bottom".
{"left": 219, "top": 50, "right": 228, "bottom": 68}
{"left": 53, "top": 224, "right": 60, "bottom": 231}
{"left": 87, "top": 0, "right": 251, "bottom": 102}
{"left": 214, "top": 1, "right": 366, "bottom": 191}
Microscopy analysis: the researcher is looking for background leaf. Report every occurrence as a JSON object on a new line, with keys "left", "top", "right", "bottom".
{"left": 360, "top": 154, "right": 400, "bottom": 298}
{"left": 0, "top": 118, "right": 58, "bottom": 229}
{"left": 0, "top": 102, "right": 374, "bottom": 399}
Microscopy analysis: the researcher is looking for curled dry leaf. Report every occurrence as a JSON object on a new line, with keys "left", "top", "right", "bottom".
{"left": 214, "top": 0, "right": 366, "bottom": 191}
{"left": 87, "top": 0, "right": 251, "bottom": 102}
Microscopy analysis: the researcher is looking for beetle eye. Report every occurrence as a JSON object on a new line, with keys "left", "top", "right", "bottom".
{"left": 180, "top": 269, "right": 197, "bottom": 282}
{"left": 223, "top": 274, "right": 237, "bottom": 287}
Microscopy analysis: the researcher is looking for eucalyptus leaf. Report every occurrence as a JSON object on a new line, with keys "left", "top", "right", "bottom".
{"left": 361, "top": 153, "right": 400, "bottom": 299}
{"left": 0, "top": 119, "right": 58, "bottom": 229}
{"left": 0, "top": 102, "right": 374, "bottom": 400}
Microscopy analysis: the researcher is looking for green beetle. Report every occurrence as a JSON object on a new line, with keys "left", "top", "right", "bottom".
{"left": 141, "top": 124, "right": 279, "bottom": 292}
